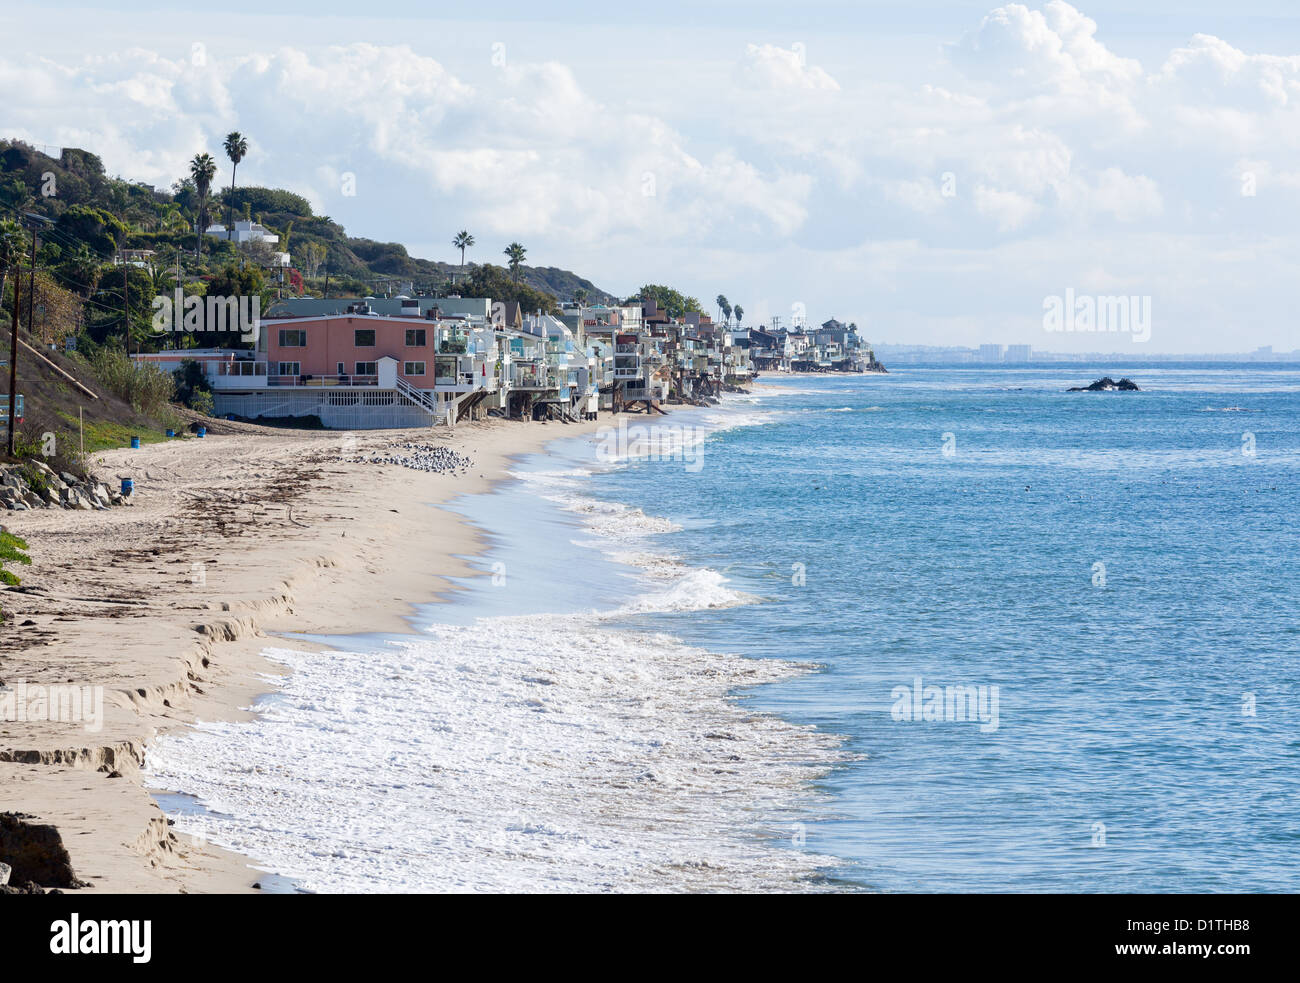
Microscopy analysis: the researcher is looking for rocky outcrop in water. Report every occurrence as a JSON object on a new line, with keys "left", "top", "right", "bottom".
{"left": 1067, "top": 376, "right": 1141, "bottom": 392}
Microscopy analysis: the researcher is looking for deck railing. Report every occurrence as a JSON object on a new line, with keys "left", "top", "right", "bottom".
{"left": 268, "top": 374, "right": 380, "bottom": 387}
{"left": 213, "top": 361, "right": 267, "bottom": 377}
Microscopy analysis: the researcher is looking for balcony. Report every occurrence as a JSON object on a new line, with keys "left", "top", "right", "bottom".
{"left": 622, "top": 385, "right": 666, "bottom": 401}
{"left": 207, "top": 360, "right": 269, "bottom": 389}
{"left": 435, "top": 371, "right": 495, "bottom": 393}
{"left": 268, "top": 373, "right": 378, "bottom": 388}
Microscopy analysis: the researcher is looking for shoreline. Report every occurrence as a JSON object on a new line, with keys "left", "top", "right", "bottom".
{"left": 138, "top": 391, "right": 848, "bottom": 892}
{"left": 1, "top": 416, "right": 604, "bottom": 892}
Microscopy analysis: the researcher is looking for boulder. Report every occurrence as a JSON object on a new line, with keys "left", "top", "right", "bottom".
{"left": 1068, "top": 376, "right": 1142, "bottom": 392}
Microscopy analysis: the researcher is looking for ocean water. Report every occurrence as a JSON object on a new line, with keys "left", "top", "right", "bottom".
{"left": 147, "top": 363, "right": 1300, "bottom": 892}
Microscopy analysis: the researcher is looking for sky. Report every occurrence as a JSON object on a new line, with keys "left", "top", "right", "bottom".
{"left": 3, "top": 1, "right": 1300, "bottom": 353}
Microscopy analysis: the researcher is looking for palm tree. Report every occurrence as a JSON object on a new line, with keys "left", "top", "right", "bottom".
{"left": 716, "top": 294, "right": 730, "bottom": 325}
{"left": 223, "top": 132, "right": 248, "bottom": 240}
{"left": 733, "top": 304, "right": 744, "bottom": 327}
{"left": 189, "top": 153, "right": 218, "bottom": 258}
{"left": 504, "top": 242, "right": 526, "bottom": 282}
{"left": 453, "top": 230, "right": 475, "bottom": 280}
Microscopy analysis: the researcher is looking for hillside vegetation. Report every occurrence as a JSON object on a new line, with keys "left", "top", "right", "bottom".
{"left": 0, "top": 138, "right": 618, "bottom": 323}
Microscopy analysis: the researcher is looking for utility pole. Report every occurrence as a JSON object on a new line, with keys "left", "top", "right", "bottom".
{"left": 122, "top": 241, "right": 130, "bottom": 357}
{"left": 173, "top": 247, "right": 181, "bottom": 350}
{"left": 26, "top": 225, "right": 37, "bottom": 343}
{"left": 7, "top": 255, "right": 20, "bottom": 458}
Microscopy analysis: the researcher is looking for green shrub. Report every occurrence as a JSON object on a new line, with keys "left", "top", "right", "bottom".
{"left": 19, "top": 463, "right": 49, "bottom": 496}
{"left": 0, "top": 528, "right": 31, "bottom": 622}
{"left": 172, "top": 359, "right": 214, "bottom": 412}
{"left": 78, "top": 347, "right": 175, "bottom": 416}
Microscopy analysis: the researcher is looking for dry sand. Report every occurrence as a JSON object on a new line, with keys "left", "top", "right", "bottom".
{"left": 0, "top": 415, "right": 604, "bottom": 893}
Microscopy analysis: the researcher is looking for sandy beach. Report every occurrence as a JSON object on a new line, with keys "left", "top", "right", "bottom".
{"left": 0, "top": 416, "right": 604, "bottom": 892}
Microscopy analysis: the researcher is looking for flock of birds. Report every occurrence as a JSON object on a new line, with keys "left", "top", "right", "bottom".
{"left": 349, "top": 441, "right": 475, "bottom": 476}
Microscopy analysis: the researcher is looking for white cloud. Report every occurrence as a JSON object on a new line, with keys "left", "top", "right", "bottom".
{"left": 948, "top": 1, "right": 1141, "bottom": 93}
{"left": 974, "top": 184, "right": 1039, "bottom": 230}
{"left": 1154, "top": 34, "right": 1300, "bottom": 108}
{"left": 738, "top": 43, "right": 840, "bottom": 91}
{"left": 0, "top": 43, "right": 812, "bottom": 247}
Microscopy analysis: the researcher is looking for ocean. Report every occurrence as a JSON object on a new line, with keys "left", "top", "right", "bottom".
{"left": 146, "top": 363, "right": 1300, "bottom": 892}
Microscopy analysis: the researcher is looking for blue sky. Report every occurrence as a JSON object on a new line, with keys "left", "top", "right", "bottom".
{"left": 5, "top": 1, "right": 1300, "bottom": 352}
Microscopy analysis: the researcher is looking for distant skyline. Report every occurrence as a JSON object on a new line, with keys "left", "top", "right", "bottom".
{"left": 4, "top": 1, "right": 1300, "bottom": 353}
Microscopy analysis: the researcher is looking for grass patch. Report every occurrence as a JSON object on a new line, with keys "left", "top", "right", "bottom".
{"left": 54, "top": 412, "right": 180, "bottom": 454}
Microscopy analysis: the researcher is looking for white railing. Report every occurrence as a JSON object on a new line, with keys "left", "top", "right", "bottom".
{"left": 395, "top": 375, "right": 437, "bottom": 414}
{"left": 268, "top": 373, "right": 379, "bottom": 387}
{"left": 622, "top": 386, "right": 666, "bottom": 401}
{"left": 213, "top": 361, "right": 267, "bottom": 378}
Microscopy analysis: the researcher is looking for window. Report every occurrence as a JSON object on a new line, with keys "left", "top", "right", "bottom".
{"left": 337, "top": 362, "right": 346, "bottom": 376}
{"left": 354, "top": 329, "right": 376, "bottom": 347}
{"left": 278, "top": 328, "right": 307, "bottom": 347}
{"left": 403, "top": 361, "right": 426, "bottom": 376}
{"left": 405, "top": 328, "right": 427, "bottom": 347}
{"left": 277, "top": 362, "right": 300, "bottom": 377}
{"left": 355, "top": 361, "right": 377, "bottom": 376}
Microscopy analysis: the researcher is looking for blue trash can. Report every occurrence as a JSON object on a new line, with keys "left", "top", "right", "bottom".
{"left": 130, "top": 436, "right": 141, "bottom": 449}
{"left": 121, "top": 479, "right": 134, "bottom": 496}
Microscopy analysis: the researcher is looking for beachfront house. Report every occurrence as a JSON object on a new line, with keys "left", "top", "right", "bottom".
{"left": 165, "top": 297, "right": 491, "bottom": 428}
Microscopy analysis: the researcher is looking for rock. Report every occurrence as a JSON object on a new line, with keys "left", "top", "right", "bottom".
{"left": 1068, "top": 376, "right": 1141, "bottom": 392}
{"left": 60, "top": 472, "right": 79, "bottom": 485}
{"left": 0, "top": 813, "right": 83, "bottom": 888}
{"left": 0, "top": 861, "right": 9, "bottom": 886}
